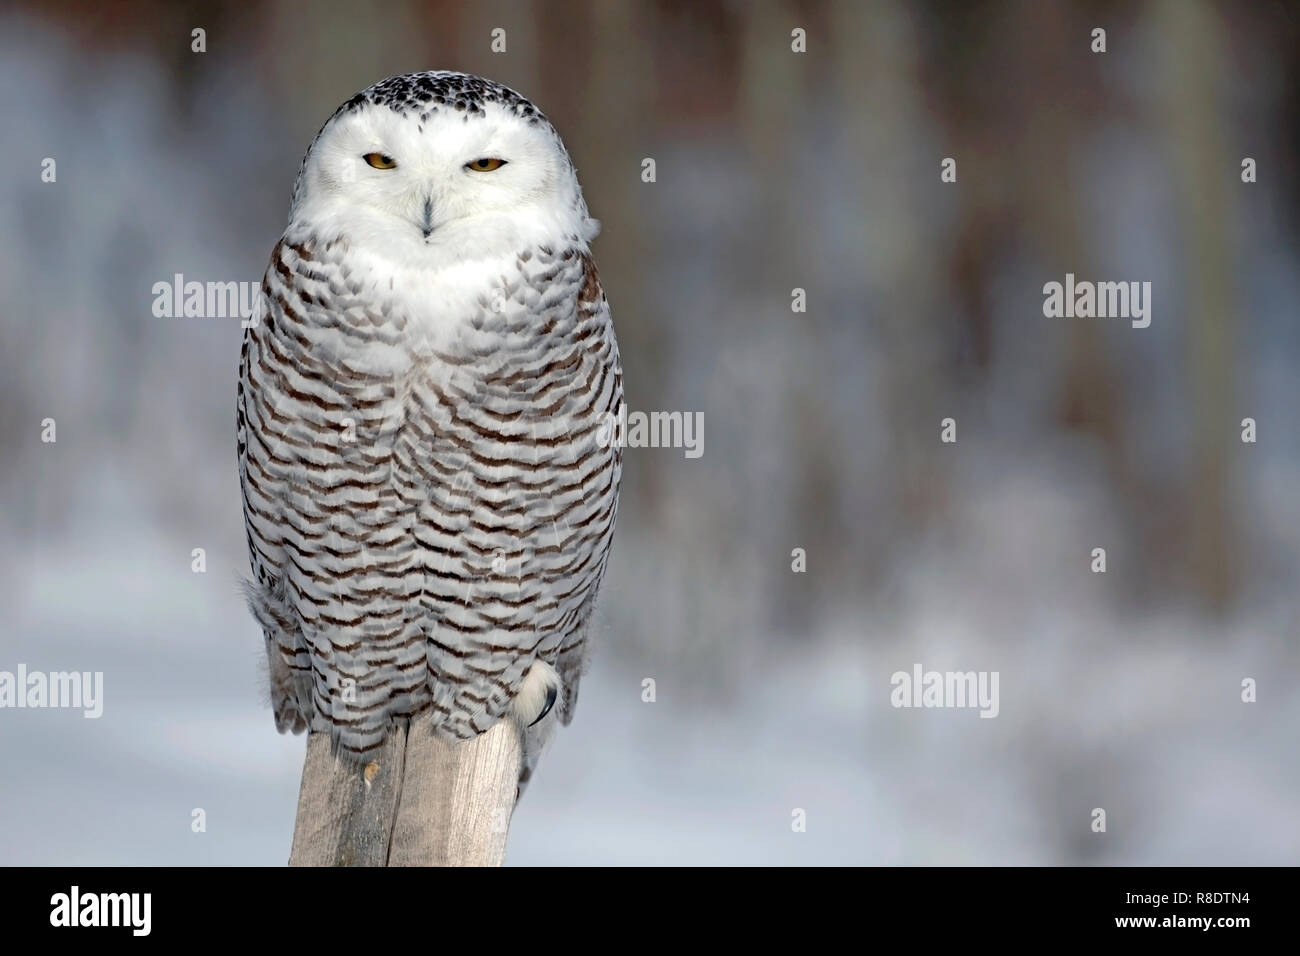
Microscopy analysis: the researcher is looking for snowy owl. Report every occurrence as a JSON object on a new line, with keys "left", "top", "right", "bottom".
{"left": 236, "top": 71, "right": 622, "bottom": 791}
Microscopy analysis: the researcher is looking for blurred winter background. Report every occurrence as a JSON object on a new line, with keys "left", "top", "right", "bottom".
{"left": 2, "top": 0, "right": 1298, "bottom": 865}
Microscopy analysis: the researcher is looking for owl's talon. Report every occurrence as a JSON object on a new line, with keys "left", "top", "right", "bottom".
{"left": 529, "top": 684, "right": 558, "bottom": 727}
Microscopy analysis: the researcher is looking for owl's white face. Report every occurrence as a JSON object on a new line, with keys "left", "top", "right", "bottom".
{"left": 290, "top": 98, "right": 593, "bottom": 266}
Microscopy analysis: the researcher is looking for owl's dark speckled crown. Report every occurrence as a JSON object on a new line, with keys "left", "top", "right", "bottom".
{"left": 336, "top": 71, "right": 545, "bottom": 125}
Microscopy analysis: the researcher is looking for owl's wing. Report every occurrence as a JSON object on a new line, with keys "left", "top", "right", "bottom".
{"left": 236, "top": 272, "right": 311, "bottom": 734}
{"left": 409, "top": 248, "right": 623, "bottom": 740}
{"left": 551, "top": 260, "right": 623, "bottom": 727}
{"left": 239, "top": 236, "right": 442, "bottom": 759}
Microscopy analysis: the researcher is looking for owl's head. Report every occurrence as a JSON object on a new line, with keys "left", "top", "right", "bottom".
{"left": 287, "top": 72, "right": 597, "bottom": 258}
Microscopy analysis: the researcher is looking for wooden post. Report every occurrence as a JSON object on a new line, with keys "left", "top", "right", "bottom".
{"left": 288, "top": 717, "right": 522, "bottom": 867}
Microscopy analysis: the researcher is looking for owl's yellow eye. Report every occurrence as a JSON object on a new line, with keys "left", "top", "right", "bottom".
{"left": 466, "top": 158, "right": 507, "bottom": 172}
{"left": 363, "top": 153, "right": 397, "bottom": 169}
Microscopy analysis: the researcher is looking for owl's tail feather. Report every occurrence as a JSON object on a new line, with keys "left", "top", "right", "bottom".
{"left": 243, "top": 577, "right": 312, "bottom": 735}
{"left": 267, "top": 640, "right": 310, "bottom": 735}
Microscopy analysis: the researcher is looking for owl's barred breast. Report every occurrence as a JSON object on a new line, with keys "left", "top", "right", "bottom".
{"left": 237, "top": 229, "right": 622, "bottom": 759}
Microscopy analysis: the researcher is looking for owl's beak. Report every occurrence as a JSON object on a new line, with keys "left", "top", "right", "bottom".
{"left": 419, "top": 197, "right": 435, "bottom": 238}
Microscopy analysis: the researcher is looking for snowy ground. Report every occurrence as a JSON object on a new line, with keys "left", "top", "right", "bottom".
{"left": 3, "top": 455, "right": 1296, "bottom": 866}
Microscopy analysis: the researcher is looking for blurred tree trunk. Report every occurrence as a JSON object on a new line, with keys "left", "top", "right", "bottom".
{"left": 739, "top": 0, "right": 802, "bottom": 261}
{"left": 835, "top": 0, "right": 948, "bottom": 527}
{"left": 458, "top": 0, "right": 538, "bottom": 95}
{"left": 1158, "top": 0, "right": 1236, "bottom": 611}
